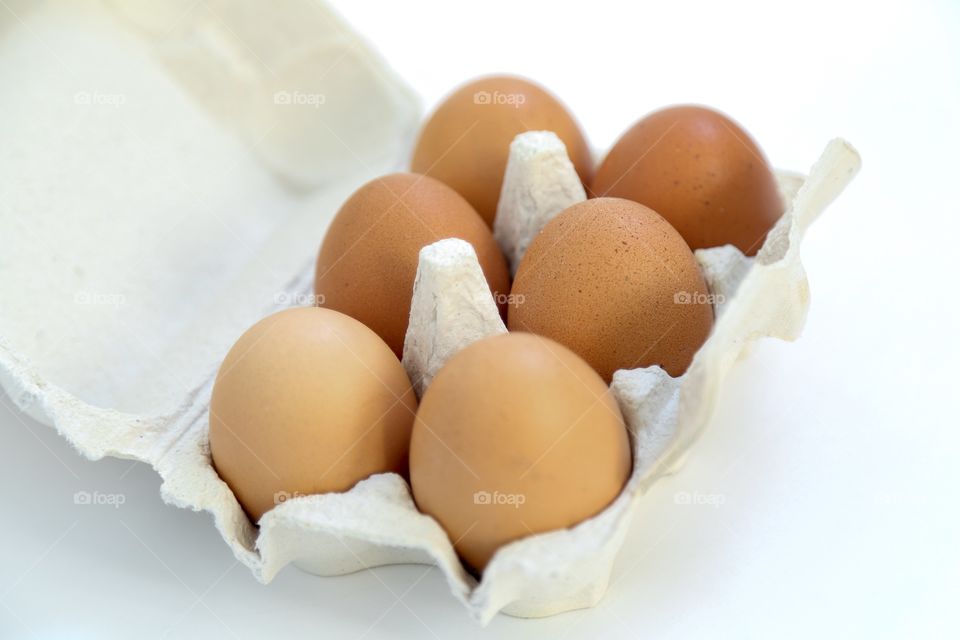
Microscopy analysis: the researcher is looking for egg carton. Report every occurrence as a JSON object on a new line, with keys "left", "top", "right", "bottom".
{"left": 0, "top": 0, "right": 861, "bottom": 627}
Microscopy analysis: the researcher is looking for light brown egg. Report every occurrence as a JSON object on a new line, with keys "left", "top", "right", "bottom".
{"left": 409, "top": 332, "right": 631, "bottom": 572}
{"left": 592, "top": 105, "right": 782, "bottom": 255}
{"left": 508, "top": 198, "right": 714, "bottom": 381}
{"left": 314, "top": 173, "right": 510, "bottom": 358}
{"left": 209, "top": 307, "right": 417, "bottom": 523}
{"left": 411, "top": 75, "right": 592, "bottom": 227}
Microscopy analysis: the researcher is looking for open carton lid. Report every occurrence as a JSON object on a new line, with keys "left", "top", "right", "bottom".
{"left": 0, "top": 0, "right": 419, "bottom": 429}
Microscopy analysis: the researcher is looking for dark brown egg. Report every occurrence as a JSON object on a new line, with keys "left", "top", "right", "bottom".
{"left": 592, "top": 105, "right": 782, "bottom": 255}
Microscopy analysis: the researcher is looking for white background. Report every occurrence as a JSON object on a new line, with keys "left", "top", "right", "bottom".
{"left": 2, "top": 0, "right": 959, "bottom": 638}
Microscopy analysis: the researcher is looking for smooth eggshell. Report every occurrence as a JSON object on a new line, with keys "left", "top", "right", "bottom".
{"left": 411, "top": 75, "right": 592, "bottom": 227}
{"left": 409, "top": 332, "right": 631, "bottom": 572}
{"left": 592, "top": 105, "right": 782, "bottom": 255}
{"left": 508, "top": 198, "right": 714, "bottom": 381}
{"left": 314, "top": 173, "right": 510, "bottom": 358}
{"left": 209, "top": 307, "right": 417, "bottom": 522}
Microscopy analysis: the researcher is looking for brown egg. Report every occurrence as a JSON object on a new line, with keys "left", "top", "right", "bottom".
{"left": 592, "top": 105, "right": 782, "bottom": 255}
{"left": 209, "top": 307, "right": 417, "bottom": 523}
{"left": 508, "top": 198, "right": 714, "bottom": 381}
{"left": 410, "top": 332, "right": 631, "bottom": 572}
{"left": 411, "top": 75, "right": 592, "bottom": 227}
{"left": 314, "top": 173, "right": 510, "bottom": 358}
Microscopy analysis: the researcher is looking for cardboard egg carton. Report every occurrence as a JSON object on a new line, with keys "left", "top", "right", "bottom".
{"left": 0, "top": 0, "right": 860, "bottom": 626}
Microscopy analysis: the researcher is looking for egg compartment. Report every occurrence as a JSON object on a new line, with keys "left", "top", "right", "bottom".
{"left": 0, "top": 0, "right": 861, "bottom": 627}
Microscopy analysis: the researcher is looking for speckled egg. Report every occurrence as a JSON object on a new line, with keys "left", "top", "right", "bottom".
{"left": 508, "top": 197, "right": 714, "bottom": 380}
{"left": 592, "top": 105, "right": 782, "bottom": 255}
